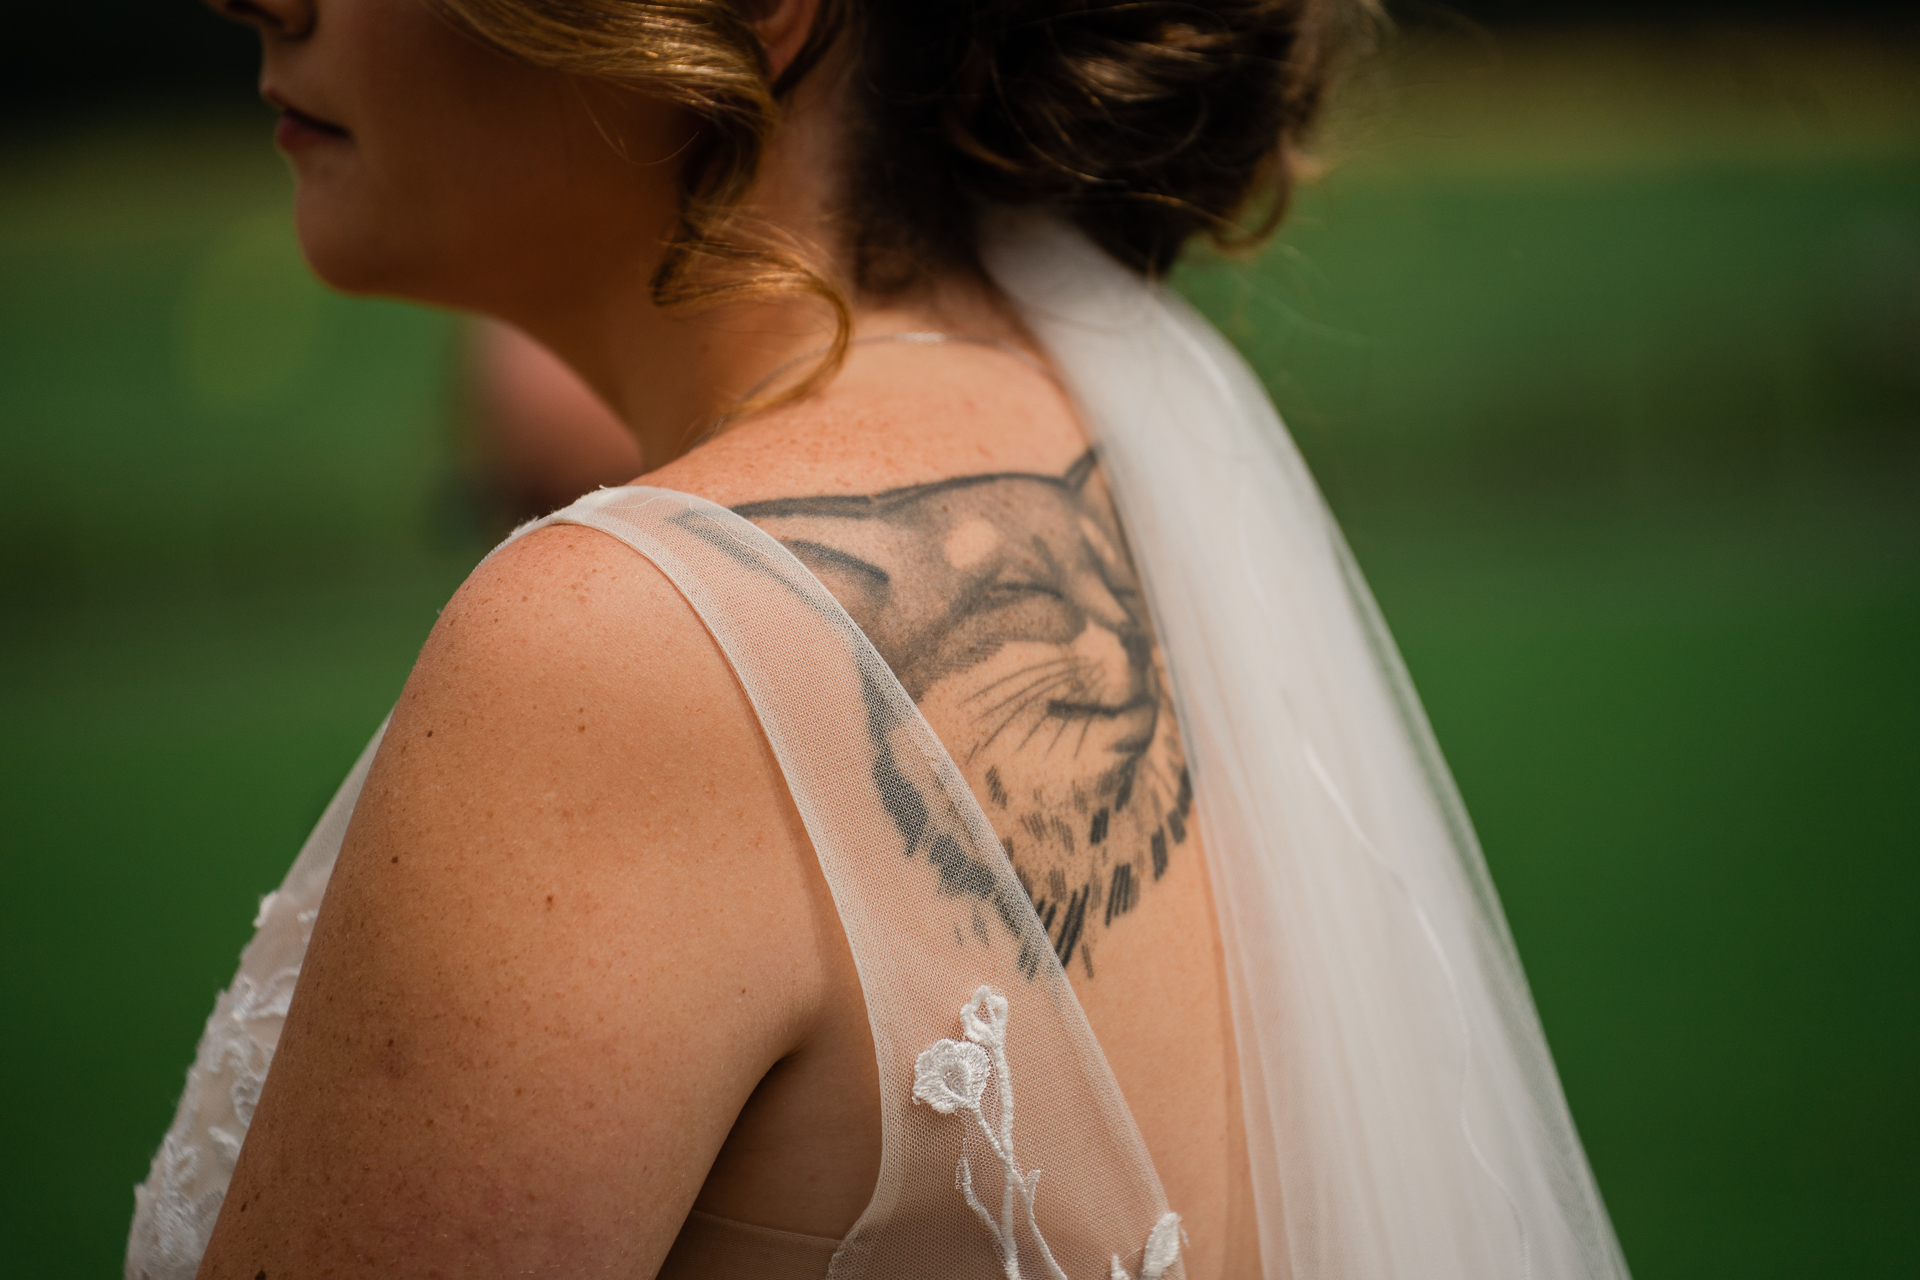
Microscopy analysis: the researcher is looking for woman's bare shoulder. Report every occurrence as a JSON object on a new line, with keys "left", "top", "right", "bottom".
{"left": 196, "top": 522, "right": 837, "bottom": 1276}
{"left": 376, "top": 522, "right": 797, "bottom": 904}
{"left": 407, "top": 520, "right": 722, "bottom": 747}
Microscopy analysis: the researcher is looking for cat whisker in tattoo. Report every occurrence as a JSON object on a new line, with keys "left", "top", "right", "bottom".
{"left": 973, "top": 665, "right": 1085, "bottom": 757}
{"left": 736, "top": 451, "right": 1194, "bottom": 978}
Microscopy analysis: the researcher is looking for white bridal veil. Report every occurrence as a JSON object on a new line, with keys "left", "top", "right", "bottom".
{"left": 980, "top": 211, "right": 1630, "bottom": 1280}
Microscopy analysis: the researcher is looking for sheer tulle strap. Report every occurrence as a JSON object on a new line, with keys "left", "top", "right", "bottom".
{"left": 519, "top": 489, "right": 1183, "bottom": 1280}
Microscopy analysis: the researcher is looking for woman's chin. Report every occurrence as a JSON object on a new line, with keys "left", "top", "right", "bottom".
{"left": 292, "top": 207, "right": 445, "bottom": 305}
{"left": 295, "top": 248, "right": 382, "bottom": 299}
{"left": 290, "top": 201, "right": 384, "bottom": 294}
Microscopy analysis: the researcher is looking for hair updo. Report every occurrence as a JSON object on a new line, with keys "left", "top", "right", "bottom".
{"left": 848, "top": 0, "right": 1370, "bottom": 284}
{"left": 435, "top": 0, "right": 1372, "bottom": 400}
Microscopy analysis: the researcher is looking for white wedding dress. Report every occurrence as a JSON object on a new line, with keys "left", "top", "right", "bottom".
{"left": 128, "top": 215, "right": 1629, "bottom": 1280}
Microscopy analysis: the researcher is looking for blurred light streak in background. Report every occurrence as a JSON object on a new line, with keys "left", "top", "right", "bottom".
{"left": 0, "top": 3, "right": 1914, "bottom": 1276}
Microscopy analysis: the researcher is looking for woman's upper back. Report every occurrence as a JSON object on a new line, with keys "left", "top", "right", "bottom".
{"left": 648, "top": 342, "right": 1258, "bottom": 1275}
{"left": 188, "top": 336, "right": 1255, "bottom": 1278}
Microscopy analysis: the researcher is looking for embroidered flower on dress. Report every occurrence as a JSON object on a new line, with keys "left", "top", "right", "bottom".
{"left": 913, "top": 985, "right": 1183, "bottom": 1280}
{"left": 913, "top": 1038, "right": 993, "bottom": 1114}
{"left": 962, "top": 985, "right": 1009, "bottom": 1048}
{"left": 1109, "top": 1214, "right": 1184, "bottom": 1280}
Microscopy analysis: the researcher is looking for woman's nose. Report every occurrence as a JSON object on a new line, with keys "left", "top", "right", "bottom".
{"left": 206, "top": 0, "right": 316, "bottom": 40}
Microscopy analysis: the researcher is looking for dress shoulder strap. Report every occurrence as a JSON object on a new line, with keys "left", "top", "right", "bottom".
{"left": 529, "top": 487, "right": 1183, "bottom": 1280}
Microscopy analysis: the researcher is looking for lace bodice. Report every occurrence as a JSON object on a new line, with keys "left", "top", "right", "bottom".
{"left": 126, "top": 728, "right": 382, "bottom": 1277}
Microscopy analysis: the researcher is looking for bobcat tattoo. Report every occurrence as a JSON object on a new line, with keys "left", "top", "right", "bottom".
{"left": 736, "top": 451, "right": 1193, "bottom": 978}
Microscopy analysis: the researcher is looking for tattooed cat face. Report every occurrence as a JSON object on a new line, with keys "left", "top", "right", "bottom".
{"left": 736, "top": 453, "right": 1193, "bottom": 977}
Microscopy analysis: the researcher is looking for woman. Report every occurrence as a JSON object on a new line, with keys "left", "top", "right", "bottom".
{"left": 130, "top": 2, "right": 1629, "bottom": 1278}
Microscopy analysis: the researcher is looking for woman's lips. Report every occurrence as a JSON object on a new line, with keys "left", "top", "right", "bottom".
{"left": 269, "top": 100, "right": 349, "bottom": 151}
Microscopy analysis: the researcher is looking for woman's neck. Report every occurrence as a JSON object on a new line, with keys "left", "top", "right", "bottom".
{"left": 511, "top": 263, "right": 1039, "bottom": 476}
{"left": 481, "top": 36, "right": 1048, "bottom": 475}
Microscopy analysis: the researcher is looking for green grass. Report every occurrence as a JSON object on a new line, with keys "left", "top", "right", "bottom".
{"left": 0, "top": 116, "right": 466, "bottom": 604}
{"left": 2, "top": 31, "right": 1917, "bottom": 1278}
{"left": 1358, "top": 506, "right": 1920, "bottom": 1275}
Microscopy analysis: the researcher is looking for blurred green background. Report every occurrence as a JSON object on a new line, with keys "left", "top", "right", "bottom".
{"left": 2, "top": 3, "right": 1916, "bottom": 1277}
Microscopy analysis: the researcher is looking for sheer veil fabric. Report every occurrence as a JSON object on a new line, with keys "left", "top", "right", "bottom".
{"left": 127, "top": 215, "right": 1627, "bottom": 1280}
{"left": 978, "top": 211, "right": 1630, "bottom": 1280}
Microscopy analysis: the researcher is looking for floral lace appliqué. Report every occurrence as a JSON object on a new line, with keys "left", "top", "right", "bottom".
{"left": 126, "top": 897, "right": 318, "bottom": 1280}
{"left": 913, "top": 986, "right": 1182, "bottom": 1280}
